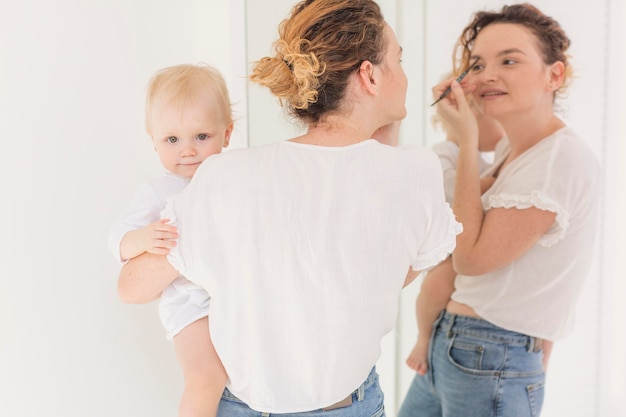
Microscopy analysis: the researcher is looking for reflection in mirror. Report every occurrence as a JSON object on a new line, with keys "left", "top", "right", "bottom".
{"left": 243, "top": 1, "right": 623, "bottom": 417}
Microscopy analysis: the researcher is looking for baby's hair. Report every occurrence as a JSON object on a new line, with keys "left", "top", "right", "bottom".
{"left": 454, "top": 3, "right": 572, "bottom": 99}
{"left": 250, "top": 0, "right": 386, "bottom": 124}
{"left": 145, "top": 63, "right": 233, "bottom": 134}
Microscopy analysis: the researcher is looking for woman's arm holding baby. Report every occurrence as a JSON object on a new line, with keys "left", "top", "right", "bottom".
{"left": 118, "top": 253, "right": 179, "bottom": 304}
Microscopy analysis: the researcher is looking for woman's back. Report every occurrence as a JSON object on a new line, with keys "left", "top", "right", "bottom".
{"left": 165, "top": 139, "right": 458, "bottom": 412}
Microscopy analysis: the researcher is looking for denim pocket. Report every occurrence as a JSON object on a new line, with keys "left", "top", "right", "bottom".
{"left": 526, "top": 380, "right": 545, "bottom": 417}
{"left": 449, "top": 338, "right": 484, "bottom": 369}
{"left": 446, "top": 334, "right": 505, "bottom": 376}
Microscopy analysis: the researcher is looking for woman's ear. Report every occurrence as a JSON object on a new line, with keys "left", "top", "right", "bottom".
{"left": 357, "top": 60, "right": 378, "bottom": 95}
{"left": 548, "top": 61, "right": 565, "bottom": 91}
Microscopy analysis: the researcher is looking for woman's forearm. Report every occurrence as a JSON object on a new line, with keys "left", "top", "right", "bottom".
{"left": 118, "top": 253, "right": 179, "bottom": 304}
{"left": 451, "top": 141, "right": 483, "bottom": 272}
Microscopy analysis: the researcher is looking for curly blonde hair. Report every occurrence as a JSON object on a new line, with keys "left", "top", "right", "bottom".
{"left": 145, "top": 63, "right": 233, "bottom": 135}
{"left": 250, "top": 0, "right": 386, "bottom": 124}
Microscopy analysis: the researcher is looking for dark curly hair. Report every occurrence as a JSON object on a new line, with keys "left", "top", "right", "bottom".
{"left": 454, "top": 3, "right": 572, "bottom": 97}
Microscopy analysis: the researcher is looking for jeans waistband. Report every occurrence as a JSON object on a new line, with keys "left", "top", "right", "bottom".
{"left": 221, "top": 366, "right": 378, "bottom": 413}
{"left": 438, "top": 311, "right": 543, "bottom": 352}
{"left": 322, "top": 366, "right": 378, "bottom": 411}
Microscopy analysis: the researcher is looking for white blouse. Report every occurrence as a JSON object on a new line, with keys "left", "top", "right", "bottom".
{"left": 451, "top": 127, "right": 601, "bottom": 341}
{"left": 432, "top": 140, "right": 506, "bottom": 204}
{"left": 165, "top": 139, "right": 460, "bottom": 413}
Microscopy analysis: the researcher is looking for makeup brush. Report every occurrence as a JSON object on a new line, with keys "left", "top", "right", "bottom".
{"left": 431, "top": 57, "right": 480, "bottom": 106}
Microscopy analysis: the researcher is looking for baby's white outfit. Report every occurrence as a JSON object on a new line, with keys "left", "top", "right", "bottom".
{"left": 109, "top": 173, "right": 209, "bottom": 340}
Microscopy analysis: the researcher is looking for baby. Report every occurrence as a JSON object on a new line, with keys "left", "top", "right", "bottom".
{"left": 109, "top": 63, "right": 233, "bottom": 416}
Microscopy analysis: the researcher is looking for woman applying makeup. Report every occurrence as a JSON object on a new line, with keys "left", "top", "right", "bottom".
{"left": 398, "top": 4, "right": 600, "bottom": 417}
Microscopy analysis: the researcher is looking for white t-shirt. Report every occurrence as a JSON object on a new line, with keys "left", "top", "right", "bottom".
{"left": 432, "top": 139, "right": 507, "bottom": 204}
{"left": 164, "top": 139, "right": 461, "bottom": 413}
{"left": 451, "top": 127, "right": 601, "bottom": 341}
{"left": 109, "top": 173, "right": 210, "bottom": 339}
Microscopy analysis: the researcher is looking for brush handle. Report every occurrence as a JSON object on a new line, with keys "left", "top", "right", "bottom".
{"left": 430, "top": 58, "right": 479, "bottom": 106}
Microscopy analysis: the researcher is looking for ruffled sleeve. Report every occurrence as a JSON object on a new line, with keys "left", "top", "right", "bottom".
{"left": 482, "top": 129, "right": 588, "bottom": 247}
{"left": 487, "top": 191, "right": 569, "bottom": 247}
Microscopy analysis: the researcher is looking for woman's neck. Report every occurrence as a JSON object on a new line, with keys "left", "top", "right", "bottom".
{"left": 500, "top": 112, "right": 564, "bottom": 159}
{"left": 290, "top": 116, "right": 373, "bottom": 147}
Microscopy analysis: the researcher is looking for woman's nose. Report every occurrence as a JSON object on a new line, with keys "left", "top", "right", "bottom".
{"left": 476, "top": 65, "right": 498, "bottom": 83}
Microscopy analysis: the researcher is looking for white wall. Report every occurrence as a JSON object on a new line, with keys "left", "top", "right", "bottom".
{"left": 1, "top": 1, "right": 623, "bottom": 416}
{"left": 602, "top": 0, "right": 626, "bottom": 415}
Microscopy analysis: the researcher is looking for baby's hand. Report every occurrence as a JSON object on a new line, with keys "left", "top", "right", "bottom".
{"left": 140, "top": 219, "right": 178, "bottom": 255}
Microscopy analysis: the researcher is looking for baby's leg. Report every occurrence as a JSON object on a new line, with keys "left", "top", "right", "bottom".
{"left": 406, "top": 331, "right": 430, "bottom": 375}
{"left": 406, "top": 287, "right": 432, "bottom": 376}
{"left": 406, "top": 257, "right": 456, "bottom": 375}
{"left": 173, "top": 317, "right": 227, "bottom": 417}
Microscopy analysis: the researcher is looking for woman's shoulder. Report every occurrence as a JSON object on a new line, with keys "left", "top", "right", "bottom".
{"left": 541, "top": 127, "right": 600, "bottom": 172}
{"left": 541, "top": 126, "right": 591, "bottom": 151}
{"left": 196, "top": 142, "right": 281, "bottom": 171}
{"left": 395, "top": 143, "right": 442, "bottom": 168}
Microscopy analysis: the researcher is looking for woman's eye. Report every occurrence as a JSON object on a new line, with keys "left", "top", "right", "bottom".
{"left": 166, "top": 136, "right": 178, "bottom": 144}
{"left": 197, "top": 134, "right": 208, "bottom": 141}
{"left": 503, "top": 59, "right": 516, "bottom": 65}
{"left": 471, "top": 64, "right": 483, "bottom": 71}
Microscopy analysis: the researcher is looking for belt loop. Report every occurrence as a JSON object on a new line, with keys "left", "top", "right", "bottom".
{"left": 527, "top": 336, "right": 540, "bottom": 352}
{"left": 356, "top": 382, "right": 364, "bottom": 401}
{"left": 445, "top": 311, "right": 456, "bottom": 338}
{"left": 527, "top": 337, "right": 542, "bottom": 352}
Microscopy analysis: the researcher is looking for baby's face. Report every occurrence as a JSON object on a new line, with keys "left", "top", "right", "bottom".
{"left": 150, "top": 97, "right": 232, "bottom": 178}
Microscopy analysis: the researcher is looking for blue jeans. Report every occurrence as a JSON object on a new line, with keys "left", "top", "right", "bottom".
{"left": 217, "top": 367, "right": 385, "bottom": 417}
{"left": 398, "top": 311, "right": 545, "bottom": 417}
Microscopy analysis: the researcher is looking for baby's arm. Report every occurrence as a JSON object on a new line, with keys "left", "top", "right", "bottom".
{"left": 118, "top": 219, "right": 178, "bottom": 261}
{"left": 406, "top": 257, "right": 456, "bottom": 374}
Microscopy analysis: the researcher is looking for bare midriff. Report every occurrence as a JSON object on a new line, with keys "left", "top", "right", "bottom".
{"left": 446, "top": 299, "right": 482, "bottom": 318}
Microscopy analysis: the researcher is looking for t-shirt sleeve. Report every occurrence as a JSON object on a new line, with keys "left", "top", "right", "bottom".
{"left": 484, "top": 138, "right": 583, "bottom": 247}
{"left": 410, "top": 150, "right": 463, "bottom": 271}
{"left": 162, "top": 173, "right": 210, "bottom": 292}
{"left": 487, "top": 190, "right": 568, "bottom": 247}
